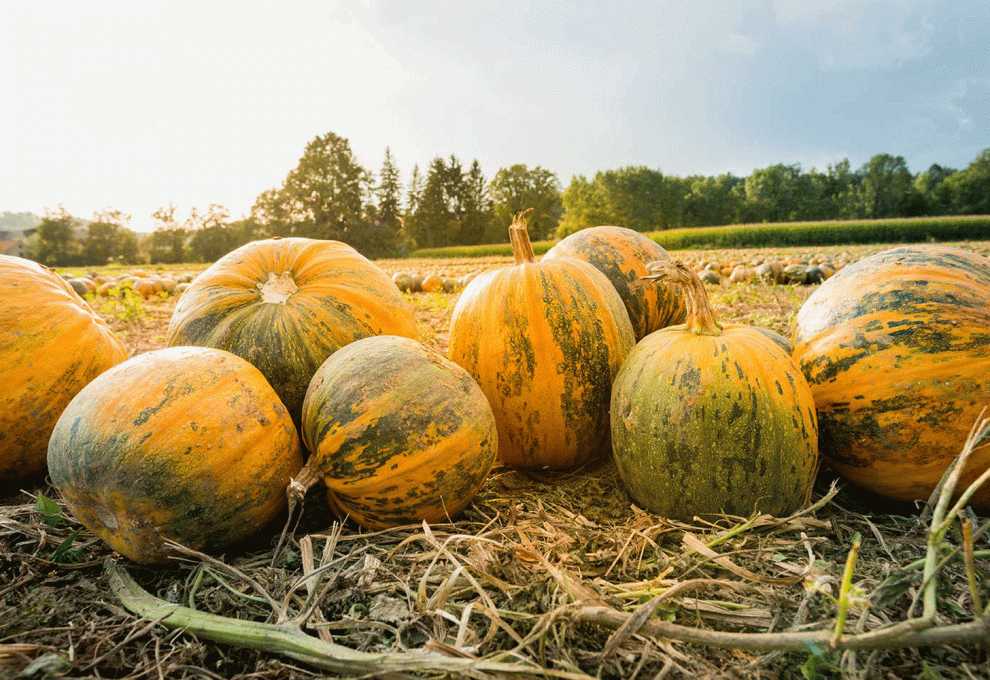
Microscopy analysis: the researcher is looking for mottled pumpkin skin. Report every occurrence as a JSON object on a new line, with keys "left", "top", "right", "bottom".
{"left": 166, "top": 237, "right": 420, "bottom": 423}
{"left": 611, "top": 325, "right": 819, "bottom": 520}
{"left": 0, "top": 255, "right": 128, "bottom": 483}
{"left": 448, "top": 257, "right": 635, "bottom": 470}
{"left": 543, "top": 226, "right": 686, "bottom": 340}
{"left": 301, "top": 336, "right": 497, "bottom": 529}
{"left": 47, "top": 347, "right": 304, "bottom": 565}
{"left": 792, "top": 245, "right": 990, "bottom": 508}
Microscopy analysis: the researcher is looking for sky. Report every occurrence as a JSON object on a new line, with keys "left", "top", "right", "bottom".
{"left": 2, "top": 0, "right": 989, "bottom": 233}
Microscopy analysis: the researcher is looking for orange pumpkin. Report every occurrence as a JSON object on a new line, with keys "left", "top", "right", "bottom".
{"left": 296, "top": 335, "right": 497, "bottom": 529}
{"left": 0, "top": 255, "right": 128, "bottom": 483}
{"left": 47, "top": 346, "right": 304, "bottom": 565}
{"left": 447, "top": 211, "right": 635, "bottom": 470}
{"left": 792, "top": 245, "right": 990, "bottom": 508}
{"left": 166, "top": 237, "right": 420, "bottom": 422}
{"left": 542, "top": 226, "right": 685, "bottom": 341}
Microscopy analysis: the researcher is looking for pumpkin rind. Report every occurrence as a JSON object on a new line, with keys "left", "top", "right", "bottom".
{"left": 791, "top": 245, "right": 990, "bottom": 507}
{"left": 611, "top": 261, "right": 818, "bottom": 520}
{"left": 542, "top": 226, "right": 685, "bottom": 340}
{"left": 47, "top": 346, "right": 304, "bottom": 565}
{"left": 166, "top": 237, "right": 420, "bottom": 422}
{"left": 0, "top": 255, "right": 128, "bottom": 482}
{"left": 300, "top": 336, "right": 497, "bottom": 530}
{"left": 447, "top": 213, "right": 635, "bottom": 470}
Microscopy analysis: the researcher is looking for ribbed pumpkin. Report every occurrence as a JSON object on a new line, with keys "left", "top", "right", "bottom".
{"left": 295, "top": 335, "right": 497, "bottom": 529}
{"left": 0, "top": 255, "right": 128, "bottom": 483}
{"left": 447, "top": 211, "right": 635, "bottom": 470}
{"left": 166, "top": 237, "right": 420, "bottom": 423}
{"left": 611, "top": 261, "right": 819, "bottom": 520}
{"left": 47, "top": 346, "right": 303, "bottom": 565}
{"left": 542, "top": 226, "right": 686, "bottom": 341}
{"left": 792, "top": 245, "right": 990, "bottom": 508}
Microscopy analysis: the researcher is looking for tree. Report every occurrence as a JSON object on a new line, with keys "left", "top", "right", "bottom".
{"left": 742, "top": 163, "right": 807, "bottom": 223}
{"left": 278, "top": 131, "right": 368, "bottom": 243}
{"left": 84, "top": 208, "right": 134, "bottom": 265}
{"left": 683, "top": 173, "right": 745, "bottom": 226}
{"left": 188, "top": 204, "right": 234, "bottom": 263}
{"left": 149, "top": 203, "right": 188, "bottom": 264}
{"left": 408, "top": 156, "right": 459, "bottom": 249}
{"left": 402, "top": 164, "right": 425, "bottom": 249}
{"left": 34, "top": 206, "right": 81, "bottom": 267}
{"left": 489, "top": 164, "right": 562, "bottom": 241}
{"left": 940, "top": 148, "right": 990, "bottom": 215}
{"left": 368, "top": 147, "right": 403, "bottom": 258}
{"left": 557, "top": 174, "right": 613, "bottom": 237}
{"left": 914, "top": 163, "right": 958, "bottom": 215}
{"left": 250, "top": 188, "right": 292, "bottom": 238}
{"left": 853, "top": 154, "right": 919, "bottom": 219}
{"left": 457, "top": 160, "right": 493, "bottom": 245}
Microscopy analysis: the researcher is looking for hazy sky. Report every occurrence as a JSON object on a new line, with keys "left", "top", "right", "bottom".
{"left": 2, "top": 1, "right": 988, "bottom": 232}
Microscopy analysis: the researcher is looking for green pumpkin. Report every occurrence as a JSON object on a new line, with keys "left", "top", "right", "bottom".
{"left": 611, "top": 261, "right": 818, "bottom": 520}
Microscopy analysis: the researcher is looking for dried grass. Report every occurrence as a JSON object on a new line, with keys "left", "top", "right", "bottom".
{"left": 2, "top": 249, "right": 989, "bottom": 679}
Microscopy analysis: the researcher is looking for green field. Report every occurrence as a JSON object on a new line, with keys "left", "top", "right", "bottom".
{"left": 411, "top": 214, "right": 990, "bottom": 258}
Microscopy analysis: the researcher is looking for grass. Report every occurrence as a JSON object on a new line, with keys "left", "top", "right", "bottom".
{"left": 410, "top": 215, "right": 990, "bottom": 258}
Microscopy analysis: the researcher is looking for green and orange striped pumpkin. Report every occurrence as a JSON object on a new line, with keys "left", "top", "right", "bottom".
{"left": 166, "top": 237, "right": 420, "bottom": 423}
{"left": 447, "top": 211, "right": 635, "bottom": 470}
{"left": 792, "top": 245, "right": 990, "bottom": 508}
{"left": 295, "top": 335, "right": 497, "bottom": 529}
{"left": 1, "top": 255, "right": 128, "bottom": 483}
{"left": 542, "top": 225, "right": 686, "bottom": 340}
{"left": 611, "top": 261, "right": 818, "bottom": 520}
{"left": 47, "top": 346, "right": 303, "bottom": 565}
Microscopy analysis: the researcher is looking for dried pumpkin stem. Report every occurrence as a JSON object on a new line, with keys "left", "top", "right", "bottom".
{"left": 645, "top": 261, "right": 721, "bottom": 336}
{"left": 508, "top": 208, "right": 537, "bottom": 265}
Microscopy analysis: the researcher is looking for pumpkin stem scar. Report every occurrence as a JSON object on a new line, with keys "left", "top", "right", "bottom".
{"left": 257, "top": 272, "right": 298, "bottom": 304}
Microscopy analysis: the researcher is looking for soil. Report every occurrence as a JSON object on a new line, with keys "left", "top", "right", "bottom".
{"left": 2, "top": 243, "right": 988, "bottom": 679}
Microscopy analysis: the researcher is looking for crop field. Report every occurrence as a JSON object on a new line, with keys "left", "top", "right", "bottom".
{"left": 2, "top": 241, "right": 989, "bottom": 679}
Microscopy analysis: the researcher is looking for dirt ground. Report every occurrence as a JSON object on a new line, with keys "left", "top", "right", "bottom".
{"left": 2, "top": 243, "right": 988, "bottom": 679}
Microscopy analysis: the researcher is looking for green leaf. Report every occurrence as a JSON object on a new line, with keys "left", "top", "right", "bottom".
{"left": 35, "top": 492, "right": 65, "bottom": 528}
{"left": 51, "top": 528, "right": 84, "bottom": 564}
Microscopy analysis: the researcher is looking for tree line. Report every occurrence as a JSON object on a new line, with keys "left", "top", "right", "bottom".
{"left": 20, "top": 132, "right": 990, "bottom": 267}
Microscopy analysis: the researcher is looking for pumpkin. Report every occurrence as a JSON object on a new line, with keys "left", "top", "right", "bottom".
{"left": 294, "top": 335, "right": 497, "bottom": 530}
{"left": 447, "top": 210, "right": 635, "bottom": 470}
{"left": 791, "top": 245, "right": 990, "bottom": 508}
{"left": 610, "top": 260, "right": 819, "bottom": 520}
{"left": 542, "top": 226, "right": 685, "bottom": 340}
{"left": 166, "top": 237, "right": 420, "bottom": 423}
{"left": 0, "top": 255, "right": 128, "bottom": 483}
{"left": 47, "top": 346, "right": 303, "bottom": 565}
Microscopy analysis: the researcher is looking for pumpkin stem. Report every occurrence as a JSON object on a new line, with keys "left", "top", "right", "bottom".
{"left": 644, "top": 260, "right": 721, "bottom": 336}
{"left": 272, "top": 461, "right": 323, "bottom": 566}
{"left": 509, "top": 208, "right": 537, "bottom": 265}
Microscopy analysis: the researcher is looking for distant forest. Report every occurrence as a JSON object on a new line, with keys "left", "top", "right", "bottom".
{"left": 6, "top": 132, "right": 990, "bottom": 267}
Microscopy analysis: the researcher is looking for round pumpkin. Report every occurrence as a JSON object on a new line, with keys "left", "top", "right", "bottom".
{"left": 0, "top": 255, "right": 128, "bottom": 483}
{"left": 447, "top": 211, "right": 635, "bottom": 470}
{"left": 791, "top": 245, "right": 990, "bottom": 508}
{"left": 611, "top": 261, "right": 818, "bottom": 520}
{"left": 296, "top": 335, "right": 497, "bottom": 530}
{"left": 542, "top": 226, "right": 685, "bottom": 341}
{"left": 166, "top": 237, "right": 420, "bottom": 423}
{"left": 47, "top": 346, "right": 303, "bottom": 565}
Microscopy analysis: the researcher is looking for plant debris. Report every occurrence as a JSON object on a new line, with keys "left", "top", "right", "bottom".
{"left": 2, "top": 246, "right": 988, "bottom": 679}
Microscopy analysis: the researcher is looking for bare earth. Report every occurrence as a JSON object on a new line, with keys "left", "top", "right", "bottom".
{"left": 1, "top": 243, "right": 988, "bottom": 680}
